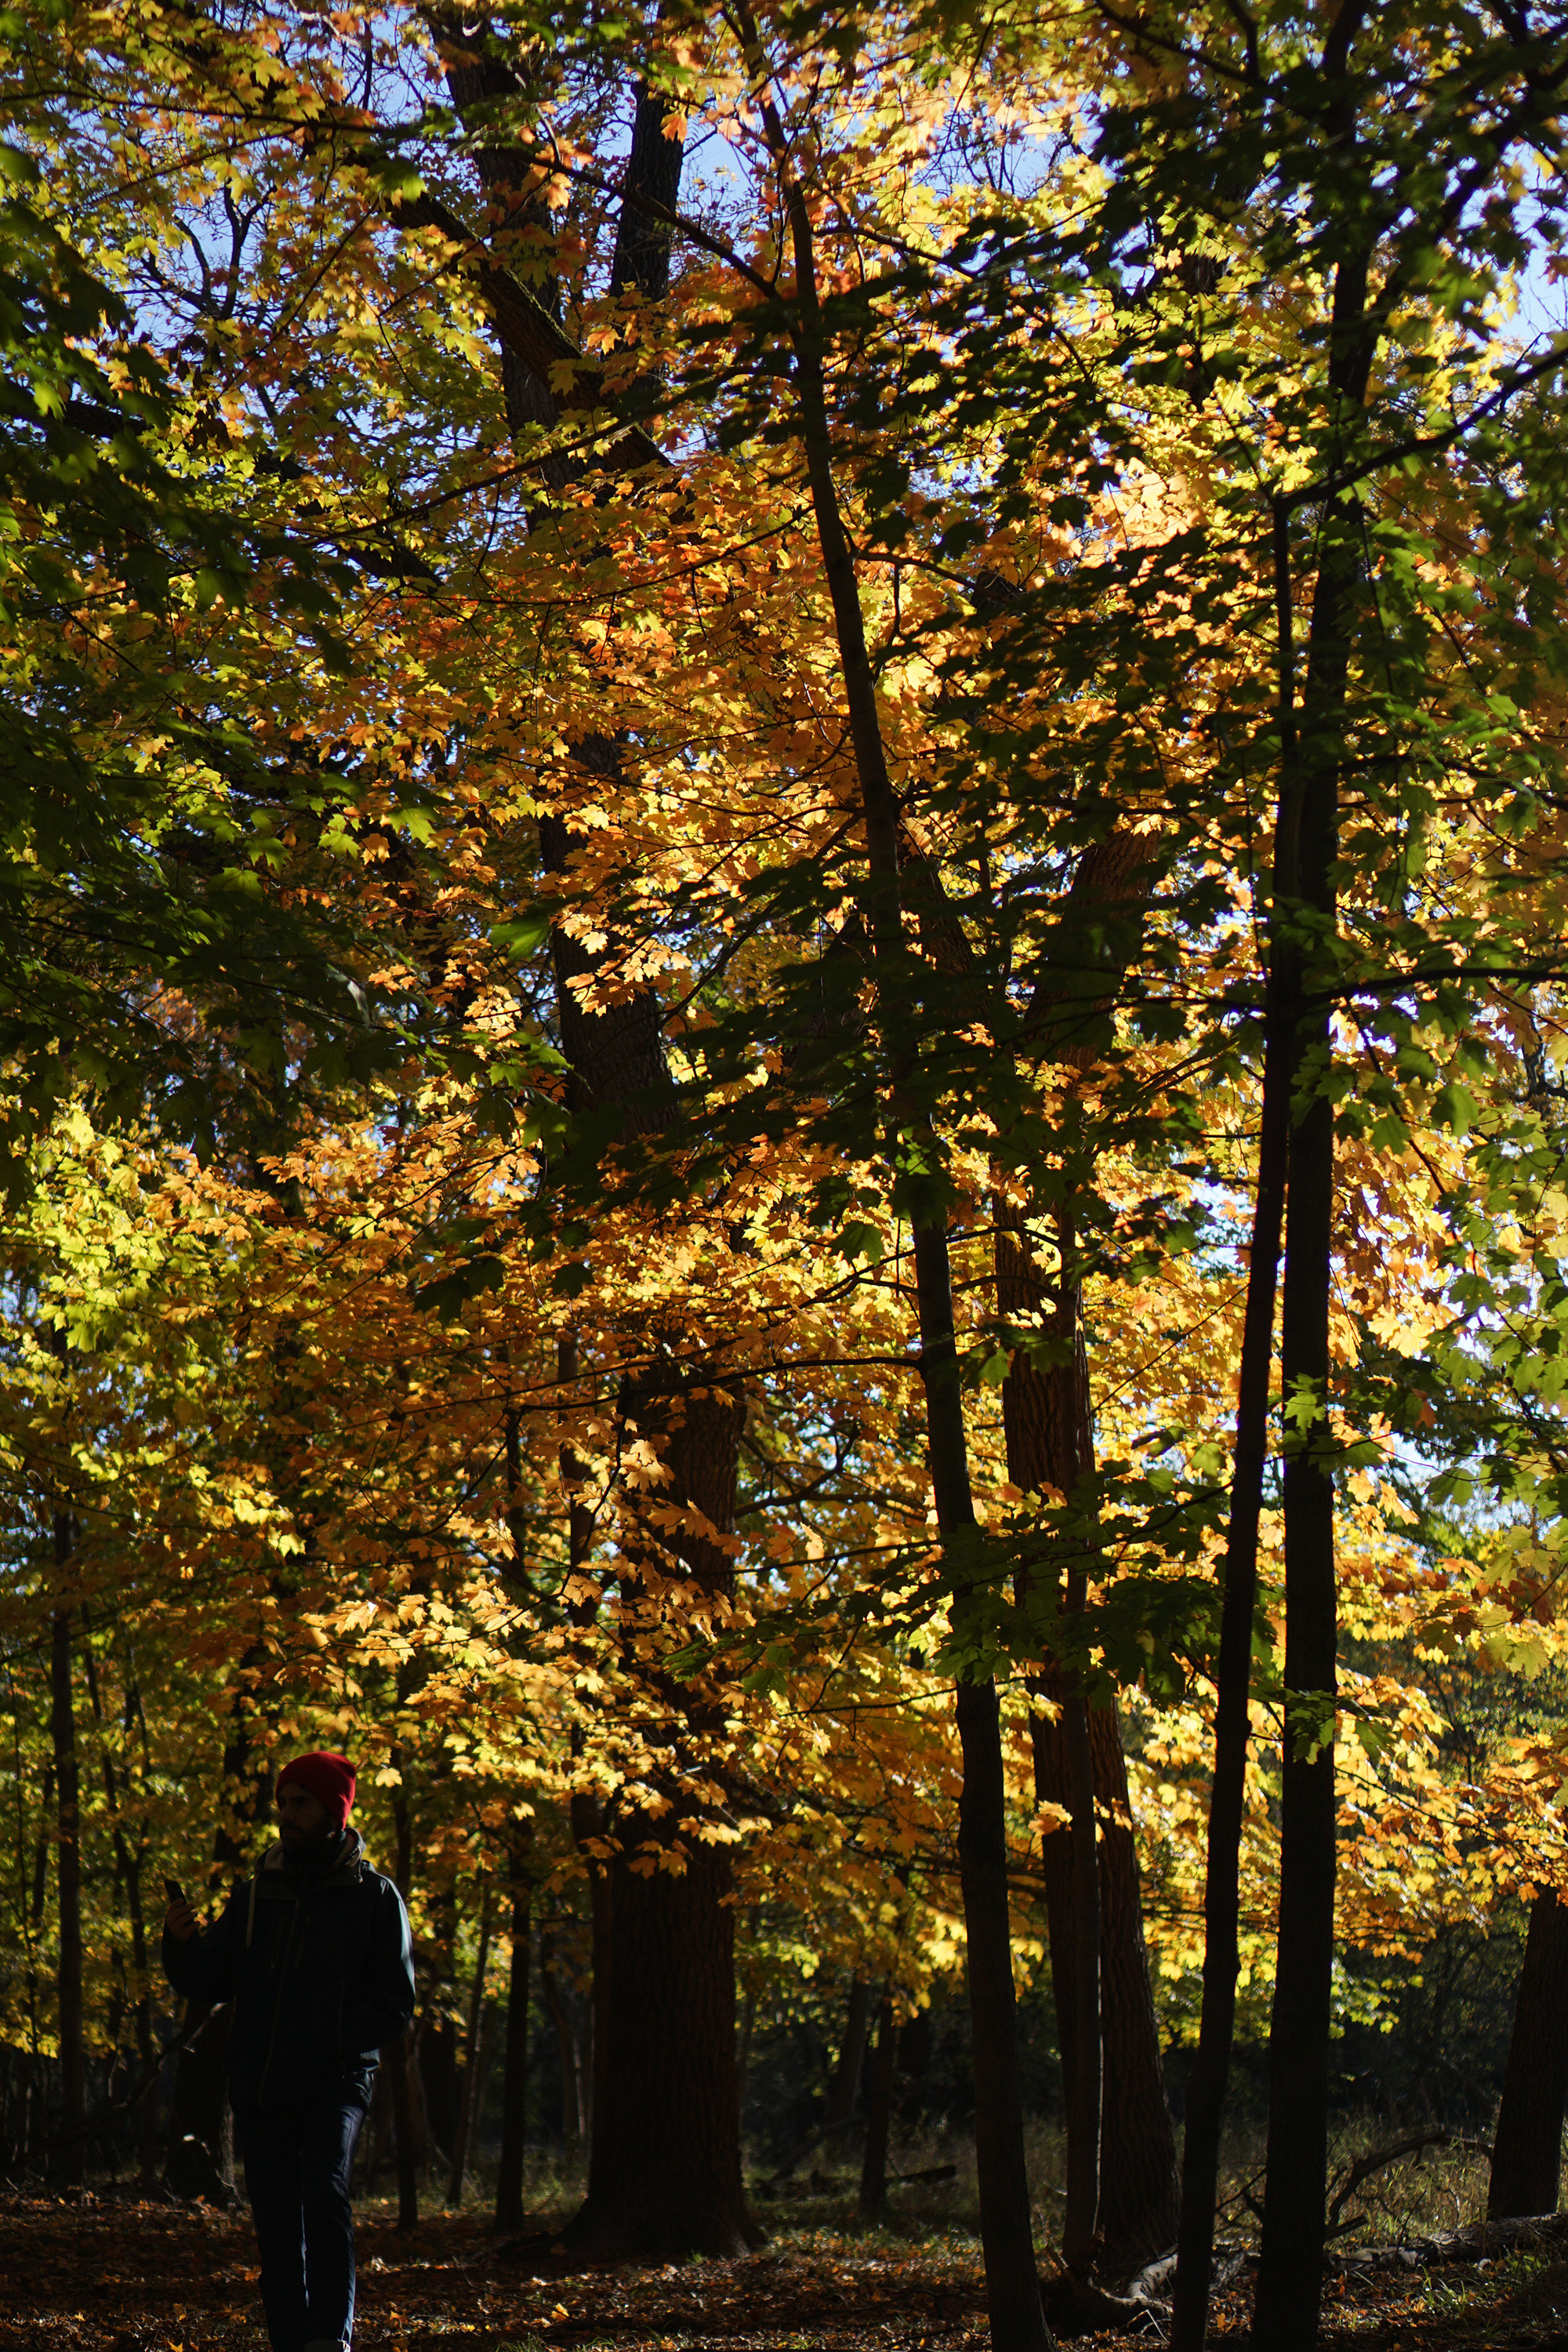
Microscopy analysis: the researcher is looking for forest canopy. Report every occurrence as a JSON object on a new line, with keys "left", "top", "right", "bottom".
{"left": 3, "top": 2, "right": 1568, "bottom": 2347}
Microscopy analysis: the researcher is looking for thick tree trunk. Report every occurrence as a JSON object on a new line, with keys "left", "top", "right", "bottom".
{"left": 1490, "top": 1890, "right": 1568, "bottom": 2219}
{"left": 49, "top": 1525, "right": 85, "bottom": 2187}
{"left": 563, "top": 1374, "right": 763, "bottom": 2257}
{"left": 495, "top": 1851, "right": 533, "bottom": 2233}
{"left": 858, "top": 1994, "right": 897, "bottom": 2220}
{"left": 1032, "top": 1686, "right": 1177, "bottom": 2278}
{"left": 428, "top": 34, "right": 762, "bottom": 2264}
{"left": 565, "top": 1842, "right": 755, "bottom": 2255}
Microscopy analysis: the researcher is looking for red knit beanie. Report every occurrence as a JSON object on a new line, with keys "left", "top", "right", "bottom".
{"left": 276, "top": 1751, "right": 356, "bottom": 1832}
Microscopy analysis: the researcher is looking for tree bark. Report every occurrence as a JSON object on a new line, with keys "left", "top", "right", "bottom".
{"left": 49, "top": 1519, "right": 85, "bottom": 2187}
{"left": 495, "top": 1846, "right": 533, "bottom": 2233}
{"left": 564, "top": 1839, "right": 754, "bottom": 2256}
{"left": 1489, "top": 1890, "right": 1568, "bottom": 2219}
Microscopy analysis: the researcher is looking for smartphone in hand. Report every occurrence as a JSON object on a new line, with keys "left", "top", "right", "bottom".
{"left": 163, "top": 1877, "right": 187, "bottom": 1905}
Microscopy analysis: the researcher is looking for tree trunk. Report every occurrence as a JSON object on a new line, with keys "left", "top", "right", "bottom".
{"left": 562, "top": 1374, "right": 763, "bottom": 2258}
{"left": 390, "top": 2027, "right": 423, "bottom": 2234}
{"left": 737, "top": 1969, "right": 758, "bottom": 2126}
{"left": 1169, "top": 661, "right": 1296, "bottom": 2352}
{"left": 1490, "top": 1890, "right": 1568, "bottom": 2218}
{"left": 1251, "top": 253, "right": 1368, "bottom": 2344}
{"left": 49, "top": 1524, "right": 85, "bottom": 2187}
{"left": 858, "top": 1994, "right": 897, "bottom": 2221}
{"left": 999, "top": 1198, "right": 1178, "bottom": 2282}
{"left": 392, "top": 1774, "right": 422, "bottom": 2230}
{"left": 540, "top": 1945, "right": 587, "bottom": 2149}
{"left": 429, "top": 39, "right": 764, "bottom": 2263}
{"left": 564, "top": 1841, "right": 756, "bottom": 2255}
{"left": 827, "top": 1978, "right": 873, "bottom": 2132}
{"left": 755, "top": 60, "right": 1050, "bottom": 2329}
{"left": 82, "top": 1615, "right": 158, "bottom": 2183}
{"left": 448, "top": 1882, "right": 494, "bottom": 2206}
{"left": 1032, "top": 1685, "right": 1177, "bottom": 2279}
{"left": 1060, "top": 1676, "right": 1101, "bottom": 2274}
{"left": 421, "top": 1871, "right": 462, "bottom": 2169}
{"left": 495, "top": 1852, "right": 533, "bottom": 2234}
{"left": 1251, "top": 1043, "right": 1338, "bottom": 2348}
{"left": 165, "top": 2000, "right": 234, "bottom": 2202}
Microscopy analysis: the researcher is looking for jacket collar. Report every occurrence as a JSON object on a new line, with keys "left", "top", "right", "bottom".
{"left": 256, "top": 1825, "right": 365, "bottom": 1892}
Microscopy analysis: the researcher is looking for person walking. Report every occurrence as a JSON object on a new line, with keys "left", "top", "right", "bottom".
{"left": 163, "top": 1751, "right": 416, "bottom": 2352}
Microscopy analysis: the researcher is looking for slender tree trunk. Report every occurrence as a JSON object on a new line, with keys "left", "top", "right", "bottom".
{"left": 749, "top": 49, "right": 1050, "bottom": 2332}
{"left": 49, "top": 1516, "right": 85, "bottom": 2186}
{"left": 448, "top": 1882, "right": 495, "bottom": 2205}
{"left": 557, "top": 1341, "right": 615, "bottom": 2170}
{"left": 858, "top": 1993, "right": 897, "bottom": 2221}
{"left": 81, "top": 1616, "right": 158, "bottom": 2182}
{"left": 1251, "top": 1042, "right": 1338, "bottom": 2346}
{"left": 1174, "top": 205, "right": 1371, "bottom": 2320}
{"left": 1169, "top": 958, "right": 1292, "bottom": 2352}
{"left": 999, "top": 1191, "right": 1176, "bottom": 2282}
{"left": 166, "top": 2001, "right": 234, "bottom": 2202}
{"left": 392, "top": 1773, "right": 421, "bottom": 2231}
{"left": 736, "top": 1968, "right": 758, "bottom": 2128}
{"left": 31, "top": 1759, "right": 55, "bottom": 1932}
{"left": 1251, "top": 324, "right": 1367, "bottom": 2352}
{"left": 1061, "top": 1675, "right": 1101, "bottom": 2273}
{"left": 540, "top": 1946, "right": 586, "bottom": 2149}
{"left": 495, "top": 1846, "right": 533, "bottom": 2233}
{"left": 827, "top": 1978, "right": 873, "bottom": 2132}
{"left": 1489, "top": 1890, "right": 1568, "bottom": 2218}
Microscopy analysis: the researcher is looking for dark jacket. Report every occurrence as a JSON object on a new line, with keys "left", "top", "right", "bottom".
{"left": 162, "top": 1829, "right": 415, "bottom": 2114}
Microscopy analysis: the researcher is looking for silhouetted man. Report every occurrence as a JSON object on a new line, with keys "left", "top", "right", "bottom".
{"left": 164, "top": 1751, "right": 415, "bottom": 2352}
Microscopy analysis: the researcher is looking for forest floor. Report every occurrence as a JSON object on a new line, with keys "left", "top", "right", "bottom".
{"left": 4, "top": 2192, "right": 1568, "bottom": 2352}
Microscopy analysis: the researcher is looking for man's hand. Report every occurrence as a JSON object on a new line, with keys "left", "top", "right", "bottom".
{"left": 164, "top": 1897, "right": 199, "bottom": 1944}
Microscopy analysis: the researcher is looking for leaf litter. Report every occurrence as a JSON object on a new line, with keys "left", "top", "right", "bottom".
{"left": 5, "top": 2195, "right": 1568, "bottom": 2350}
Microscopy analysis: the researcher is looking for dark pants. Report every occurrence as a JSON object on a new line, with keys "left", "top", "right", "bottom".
{"left": 235, "top": 2092, "right": 365, "bottom": 2351}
